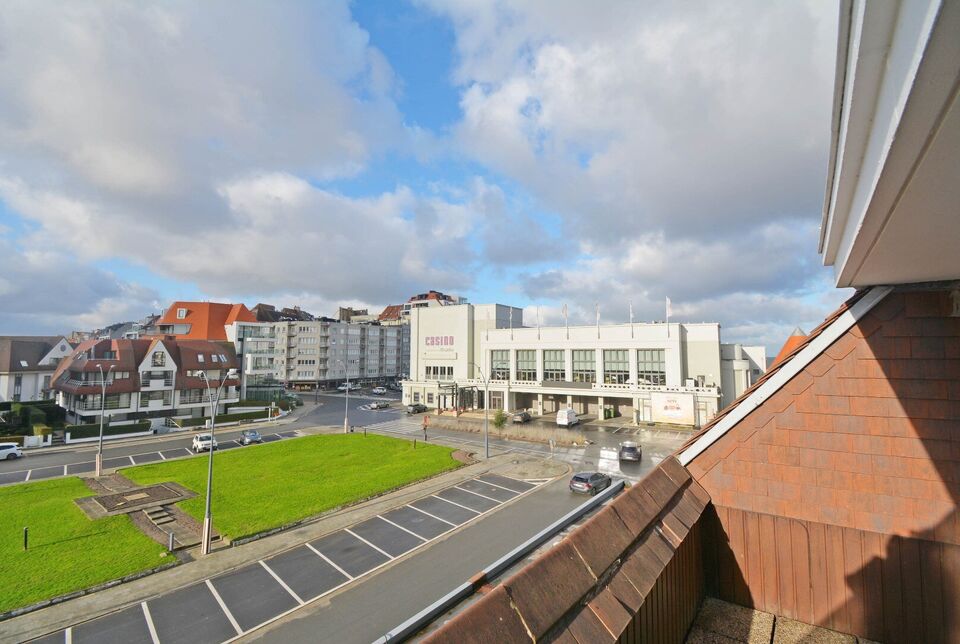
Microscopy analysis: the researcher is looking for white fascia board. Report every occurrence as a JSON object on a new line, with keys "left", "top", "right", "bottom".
{"left": 678, "top": 286, "right": 893, "bottom": 467}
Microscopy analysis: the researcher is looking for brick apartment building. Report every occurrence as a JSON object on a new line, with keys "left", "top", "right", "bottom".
{"left": 426, "top": 1, "right": 959, "bottom": 642}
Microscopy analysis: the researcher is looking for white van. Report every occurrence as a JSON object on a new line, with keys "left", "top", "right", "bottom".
{"left": 556, "top": 408, "right": 579, "bottom": 427}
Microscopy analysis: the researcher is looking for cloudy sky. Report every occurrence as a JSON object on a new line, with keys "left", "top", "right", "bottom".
{"left": 0, "top": 0, "right": 848, "bottom": 352}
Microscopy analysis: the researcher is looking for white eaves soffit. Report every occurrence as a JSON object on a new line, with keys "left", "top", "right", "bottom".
{"left": 679, "top": 285, "right": 892, "bottom": 467}
{"left": 820, "top": 0, "right": 960, "bottom": 288}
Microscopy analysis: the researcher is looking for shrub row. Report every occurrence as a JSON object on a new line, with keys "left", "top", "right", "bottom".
{"left": 66, "top": 420, "right": 153, "bottom": 439}
{"left": 177, "top": 409, "right": 279, "bottom": 428}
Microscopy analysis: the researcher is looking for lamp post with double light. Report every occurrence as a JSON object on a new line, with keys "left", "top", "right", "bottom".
{"left": 94, "top": 363, "right": 114, "bottom": 477}
{"left": 197, "top": 367, "right": 237, "bottom": 556}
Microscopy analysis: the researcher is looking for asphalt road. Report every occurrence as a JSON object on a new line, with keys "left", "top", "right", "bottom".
{"left": 0, "top": 393, "right": 404, "bottom": 486}
{"left": 242, "top": 475, "right": 590, "bottom": 644}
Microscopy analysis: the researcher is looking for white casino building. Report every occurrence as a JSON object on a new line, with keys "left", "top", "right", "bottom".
{"left": 402, "top": 303, "right": 764, "bottom": 427}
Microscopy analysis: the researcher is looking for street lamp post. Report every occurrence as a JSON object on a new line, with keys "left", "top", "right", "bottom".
{"left": 198, "top": 368, "right": 236, "bottom": 556}
{"left": 336, "top": 359, "right": 350, "bottom": 433}
{"left": 94, "top": 364, "right": 114, "bottom": 477}
{"left": 469, "top": 362, "right": 490, "bottom": 459}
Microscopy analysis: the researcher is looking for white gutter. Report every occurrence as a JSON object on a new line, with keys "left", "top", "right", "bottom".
{"left": 679, "top": 285, "right": 893, "bottom": 467}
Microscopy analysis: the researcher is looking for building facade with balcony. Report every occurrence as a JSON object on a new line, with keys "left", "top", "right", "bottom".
{"left": 402, "top": 303, "right": 759, "bottom": 427}
{"left": 0, "top": 336, "right": 74, "bottom": 403}
{"left": 52, "top": 337, "right": 240, "bottom": 427}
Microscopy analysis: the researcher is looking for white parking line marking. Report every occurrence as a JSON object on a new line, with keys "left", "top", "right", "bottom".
{"left": 182, "top": 448, "right": 192, "bottom": 456}
{"left": 473, "top": 478, "right": 521, "bottom": 494}
{"left": 63, "top": 465, "right": 68, "bottom": 476}
{"left": 344, "top": 528, "right": 394, "bottom": 559}
{"left": 65, "top": 627, "right": 72, "bottom": 644}
{"left": 259, "top": 560, "right": 304, "bottom": 605}
{"left": 430, "top": 494, "right": 480, "bottom": 514}
{"left": 24, "top": 469, "right": 31, "bottom": 481}
{"left": 305, "top": 543, "right": 354, "bottom": 580}
{"left": 142, "top": 601, "right": 161, "bottom": 644}
{"left": 158, "top": 451, "right": 166, "bottom": 460}
{"left": 205, "top": 579, "right": 243, "bottom": 636}
{"left": 375, "top": 515, "right": 427, "bottom": 541}
{"left": 128, "top": 456, "right": 136, "bottom": 465}
{"left": 454, "top": 485, "right": 502, "bottom": 503}
{"left": 406, "top": 504, "right": 456, "bottom": 527}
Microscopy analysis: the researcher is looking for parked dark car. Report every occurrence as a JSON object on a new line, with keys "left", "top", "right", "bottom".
{"left": 406, "top": 403, "right": 428, "bottom": 414}
{"left": 512, "top": 410, "right": 532, "bottom": 423}
{"left": 569, "top": 472, "right": 612, "bottom": 495}
{"left": 618, "top": 441, "right": 642, "bottom": 462}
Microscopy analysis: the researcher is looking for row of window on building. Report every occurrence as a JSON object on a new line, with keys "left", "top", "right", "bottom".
{"left": 485, "top": 348, "right": 666, "bottom": 386}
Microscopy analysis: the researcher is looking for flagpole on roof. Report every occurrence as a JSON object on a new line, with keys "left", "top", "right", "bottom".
{"left": 629, "top": 301, "right": 634, "bottom": 339}
{"left": 595, "top": 303, "right": 600, "bottom": 339}
{"left": 537, "top": 306, "right": 541, "bottom": 340}
{"left": 665, "top": 296, "right": 672, "bottom": 339}
{"left": 563, "top": 304, "right": 569, "bottom": 340}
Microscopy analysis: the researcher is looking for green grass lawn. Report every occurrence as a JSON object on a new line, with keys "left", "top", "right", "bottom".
{"left": 123, "top": 433, "right": 460, "bottom": 541}
{"left": 0, "top": 478, "right": 173, "bottom": 614}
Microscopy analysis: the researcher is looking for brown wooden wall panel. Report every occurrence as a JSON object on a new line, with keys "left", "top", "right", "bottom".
{"left": 616, "top": 521, "right": 704, "bottom": 644}
{"left": 705, "top": 506, "right": 960, "bottom": 643}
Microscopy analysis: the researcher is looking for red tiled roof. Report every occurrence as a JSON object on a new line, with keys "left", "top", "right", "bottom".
{"left": 378, "top": 304, "right": 403, "bottom": 321}
{"left": 157, "top": 301, "right": 256, "bottom": 340}
{"left": 770, "top": 326, "right": 807, "bottom": 368}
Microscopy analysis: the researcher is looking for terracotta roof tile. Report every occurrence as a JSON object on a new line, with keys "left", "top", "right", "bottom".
{"left": 423, "top": 586, "right": 529, "bottom": 644}
{"left": 565, "top": 605, "right": 615, "bottom": 644}
{"left": 606, "top": 568, "right": 645, "bottom": 613}
{"left": 587, "top": 588, "right": 633, "bottom": 639}
{"left": 501, "top": 541, "right": 596, "bottom": 639}
{"left": 157, "top": 301, "right": 256, "bottom": 340}
{"left": 567, "top": 504, "right": 634, "bottom": 577}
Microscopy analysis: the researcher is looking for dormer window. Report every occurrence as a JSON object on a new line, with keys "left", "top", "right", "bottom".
{"left": 177, "top": 308, "right": 187, "bottom": 319}
{"left": 197, "top": 354, "right": 205, "bottom": 363}
{"left": 151, "top": 351, "right": 166, "bottom": 367}
{"left": 211, "top": 354, "right": 219, "bottom": 363}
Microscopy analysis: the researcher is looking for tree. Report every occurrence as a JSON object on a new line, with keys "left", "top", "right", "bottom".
{"left": 493, "top": 409, "right": 508, "bottom": 430}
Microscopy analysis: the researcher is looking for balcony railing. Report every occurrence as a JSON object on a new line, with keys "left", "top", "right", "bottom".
{"left": 141, "top": 376, "right": 174, "bottom": 389}
{"left": 74, "top": 398, "right": 130, "bottom": 411}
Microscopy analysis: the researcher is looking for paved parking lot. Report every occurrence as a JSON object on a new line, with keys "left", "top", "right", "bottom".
{"left": 0, "top": 430, "right": 303, "bottom": 487}
{"left": 32, "top": 473, "right": 540, "bottom": 644}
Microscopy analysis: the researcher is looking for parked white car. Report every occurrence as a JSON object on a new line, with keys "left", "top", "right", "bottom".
{"left": 556, "top": 408, "right": 580, "bottom": 427}
{"left": 0, "top": 442, "right": 22, "bottom": 460}
{"left": 192, "top": 433, "right": 218, "bottom": 452}
{"left": 371, "top": 387, "right": 387, "bottom": 395}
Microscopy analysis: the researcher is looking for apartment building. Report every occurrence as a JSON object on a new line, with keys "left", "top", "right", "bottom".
{"left": 272, "top": 319, "right": 407, "bottom": 388}
{"left": 0, "top": 336, "right": 74, "bottom": 402}
{"left": 403, "top": 303, "right": 762, "bottom": 426}
{"left": 52, "top": 337, "right": 240, "bottom": 427}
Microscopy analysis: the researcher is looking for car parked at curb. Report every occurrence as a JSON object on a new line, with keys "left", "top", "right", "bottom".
{"left": 0, "top": 442, "right": 22, "bottom": 460}
{"left": 569, "top": 471, "right": 612, "bottom": 495}
{"left": 512, "top": 410, "right": 531, "bottom": 423}
{"left": 240, "top": 429, "right": 262, "bottom": 445}
{"left": 406, "top": 403, "right": 428, "bottom": 414}
{"left": 618, "top": 441, "right": 642, "bottom": 462}
{"left": 192, "top": 433, "right": 218, "bottom": 452}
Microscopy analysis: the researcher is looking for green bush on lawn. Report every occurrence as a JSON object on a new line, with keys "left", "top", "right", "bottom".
{"left": 123, "top": 433, "right": 460, "bottom": 540}
{"left": 0, "top": 478, "right": 173, "bottom": 614}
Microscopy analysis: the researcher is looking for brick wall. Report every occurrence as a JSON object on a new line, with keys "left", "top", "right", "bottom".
{"left": 688, "top": 287, "right": 960, "bottom": 641}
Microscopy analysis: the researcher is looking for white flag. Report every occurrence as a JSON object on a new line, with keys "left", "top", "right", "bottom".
{"left": 665, "top": 296, "right": 673, "bottom": 320}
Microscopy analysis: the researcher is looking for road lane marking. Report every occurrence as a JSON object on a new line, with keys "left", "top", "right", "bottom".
{"left": 259, "top": 560, "right": 304, "bottom": 605}
{"left": 344, "top": 528, "right": 394, "bottom": 559}
{"left": 65, "top": 627, "right": 72, "bottom": 644}
{"left": 305, "top": 543, "right": 354, "bottom": 580}
{"left": 453, "top": 485, "right": 502, "bottom": 504}
{"left": 375, "top": 515, "right": 427, "bottom": 541}
{"left": 128, "top": 456, "right": 136, "bottom": 466}
{"left": 430, "top": 494, "right": 479, "bottom": 514}
{"left": 24, "top": 469, "right": 31, "bottom": 481}
{"left": 205, "top": 579, "right": 243, "bottom": 636}
{"left": 63, "top": 465, "right": 68, "bottom": 476}
{"left": 406, "top": 504, "right": 457, "bottom": 526}
{"left": 473, "top": 478, "right": 521, "bottom": 494}
{"left": 158, "top": 451, "right": 166, "bottom": 460}
{"left": 142, "top": 601, "right": 160, "bottom": 644}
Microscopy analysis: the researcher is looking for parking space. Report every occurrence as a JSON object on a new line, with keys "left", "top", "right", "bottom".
{"left": 45, "top": 472, "right": 545, "bottom": 644}
{"left": 66, "top": 461, "right": 95, "bottom": 475}
{"left": 29, "top": 465, "right": 65, "bottom": 480}
{"left": 130, "top": 452, "right": 162, "bottom": 465}
{"left": 0, "top": 470, "right": 27, "bottom": 485}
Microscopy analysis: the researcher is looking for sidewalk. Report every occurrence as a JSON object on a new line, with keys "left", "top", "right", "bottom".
{"left": 0, "top": 453, "right": 566, "bottom": 643}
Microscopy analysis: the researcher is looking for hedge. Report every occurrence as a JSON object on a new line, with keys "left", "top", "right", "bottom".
{"left": 178, "top": 409, "right": 279, "bottom": 428}
{"left": 66, "top": 420, "right": 152, "bottom": 439}
{"left": 32, "top": 424, "right": 52, "bottom": 436}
